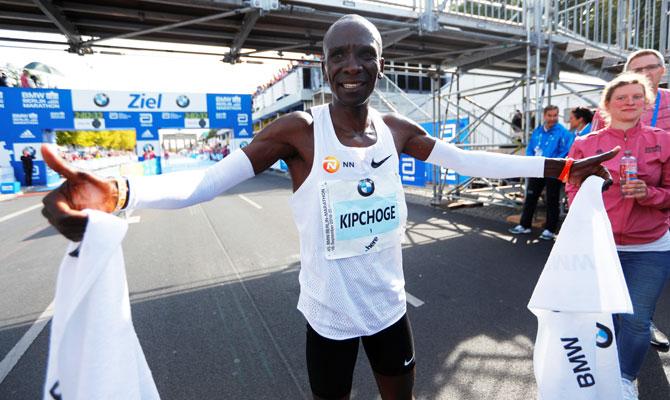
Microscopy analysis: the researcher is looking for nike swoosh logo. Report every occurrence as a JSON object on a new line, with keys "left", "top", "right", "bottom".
{"left": 403, "top": 355, "right": 414, "bottom": 367}
{"left": 371, "top": 154, "right": 392, "bottom": 168}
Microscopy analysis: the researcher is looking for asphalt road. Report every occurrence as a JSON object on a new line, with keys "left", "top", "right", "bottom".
{"left": 1, "top": 173, "right": 669, "bottom": 399}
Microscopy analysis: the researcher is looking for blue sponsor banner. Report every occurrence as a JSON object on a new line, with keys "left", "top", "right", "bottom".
{"left": 398, "top": 154, "right": 426, "bottom": 187}
{"left": 103, "top": 111, "right": 136, "bottom": 128}
{"left": 100, "top": 111, "right": 209, "bottom": 129}
{"left": 6, "top": 126, "right": 43, "bottom": 143}
{"left": 0, "top": 88, "right": 74, "bottom": 130}
{"left": 207, "top": 93, "right": 252, "bottom": 137}
{"left": 9, "top": 160, "right": 56, "bottom": 187}
{"left": 418, "top": 118, "right": 470, "bottom": 185}
{"left": 0, "top": 88, "right": 251, "bottom": 184}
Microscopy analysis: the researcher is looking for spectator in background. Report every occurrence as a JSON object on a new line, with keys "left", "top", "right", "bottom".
{"left": 30, "top": 74, "right": 40, "bottom": 88}
{"left": 0, "top": 71, "right": 8, "bottom": 87}
{"left": 567, "top": 72, "right": 670, "bottom": 400}
{"left": 592, "top": 49, "right": 670, "bottom": 131}
{"left": 20, "top": 149, "right": 35, "bottom": 187}
{"left": 20, "top": 69, "right": 34, "bottom": 88}
{"left": 508, "top": 105, "right": 575, "bottom": 240}
{"left": 568, "top": 106, "right": 594, "bottom": 136}
{"left": 511, "top": 109, "right": 523, "bottom": 137}
{"left": 592, "top": 48, "right": 670, "bottom": 352}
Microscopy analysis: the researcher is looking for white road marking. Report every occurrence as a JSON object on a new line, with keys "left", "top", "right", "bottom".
{"left": 238, "top": 194, "right": 262, "bottom": 209}
{"left": 127, "top": 216, "right": 141, "bottom": 224}
{"left": 0, "top": 301, "right": 54, "bottom": 384}
{"left": 659, "top": 349, "right": 670, "bottom": 382}
{"left": 0, "top": 204, "right": 42, "bottom": 224}
{"left": 406, "top": 292, "right": 425, "bottom": 307}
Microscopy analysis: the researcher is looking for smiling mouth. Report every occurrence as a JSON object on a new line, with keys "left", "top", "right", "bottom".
{"left": 341, "top": 82, "right": 364, "bottom": 89}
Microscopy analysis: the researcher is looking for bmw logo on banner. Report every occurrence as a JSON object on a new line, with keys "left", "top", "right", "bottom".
{"left": 595, "top": 322, "right": 613, "bottom": 348}
{"left": 93, "top": 93, "right": 110, "bottom": 107}
{"left": 176, "top": 95, "right": 190, "bottom": 108}
{"left": 357, "top": 178, "right": 375, "bottom": 197}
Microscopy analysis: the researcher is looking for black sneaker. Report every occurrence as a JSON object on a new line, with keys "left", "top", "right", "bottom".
{"left": 650, "top": 322, "right": 670, "bottom": 351}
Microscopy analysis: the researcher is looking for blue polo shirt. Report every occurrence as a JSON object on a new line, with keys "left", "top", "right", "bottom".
{"left": 525, "top": 123, "right": 574, "bottom": 158}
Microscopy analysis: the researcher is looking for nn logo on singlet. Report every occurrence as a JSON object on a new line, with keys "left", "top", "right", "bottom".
{"left": 323, "top": 156, "right": 340, "bottom": 173}
{"left": 323, "top": 156, "right": 355, "bottom": 173}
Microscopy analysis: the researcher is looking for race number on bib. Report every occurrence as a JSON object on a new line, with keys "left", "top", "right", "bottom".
{"left": 320, "top": 175, "right": 403, "bottom": 260}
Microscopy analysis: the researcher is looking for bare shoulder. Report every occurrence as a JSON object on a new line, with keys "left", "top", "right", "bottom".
{"left": 256, "top": 111, "right": 313, "bottom": 142}
{"left": 380, "top": 112, "right": 425, "bottom": 134}
{"left": 379, "top": 112, "right": 434, "bottom": 159}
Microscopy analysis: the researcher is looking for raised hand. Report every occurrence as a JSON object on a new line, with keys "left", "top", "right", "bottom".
{"left": 41, "top": 144, "right": 118, "bottom": 242}
{"left": 567, "top": 146, "right": 620, "bottom": 190}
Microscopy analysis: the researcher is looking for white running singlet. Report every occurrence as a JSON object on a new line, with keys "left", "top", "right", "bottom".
{"left": 290, "top": 104, "right": 408, "bottom": 340}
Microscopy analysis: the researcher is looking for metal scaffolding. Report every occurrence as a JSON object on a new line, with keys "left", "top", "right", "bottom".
{"left": 5, "top": 0, "right": 670, "bottom": 206}
{"left": 412, "top": 0, "right": 670, "bottom": 207}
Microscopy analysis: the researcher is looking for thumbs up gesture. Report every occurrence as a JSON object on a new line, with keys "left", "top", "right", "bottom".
{"left": 40, "top": 145, "right": 119, "bottom": 242}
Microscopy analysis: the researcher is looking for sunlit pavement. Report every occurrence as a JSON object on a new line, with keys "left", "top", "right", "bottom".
{"left": 1, "top": 173, "right": 668, "bottom": 399}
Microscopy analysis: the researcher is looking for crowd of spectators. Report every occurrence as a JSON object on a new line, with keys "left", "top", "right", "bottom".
{"left": 0, "top": 69, "right": 45, "bottom": 88}
{"left": 253, "top": 62, "right": 299, "bottom": 96}
{"left": 508, "top": 48, "right": 670, "bottom": 400}
{"left": 59, "top": 148, "right": 136, "bottom": 162}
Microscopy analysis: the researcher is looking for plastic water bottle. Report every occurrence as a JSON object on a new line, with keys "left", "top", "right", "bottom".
{"left": 619, "top": 150, "right": 637, "bottom": 188}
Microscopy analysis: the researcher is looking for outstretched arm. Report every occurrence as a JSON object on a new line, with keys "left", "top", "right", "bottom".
{"left": 41, "top": 112, "right": 308, "bottom": 241}
{"left": 386, "top": 113, "right": 617, "bottom": 185}
{"left": 127, "top": 113, "right": 310, "bottom": 209}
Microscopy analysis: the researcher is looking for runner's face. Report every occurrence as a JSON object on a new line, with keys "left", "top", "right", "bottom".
{"left": 323, "top": 22, "right": 383, "bottom": 107}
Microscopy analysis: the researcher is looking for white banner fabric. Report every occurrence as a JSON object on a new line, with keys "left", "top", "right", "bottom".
{"left": 44, "top": 210, "right": 159, "bottom": 400}
{"left": 528, "top": 176, "right": 633, "bottom": 400}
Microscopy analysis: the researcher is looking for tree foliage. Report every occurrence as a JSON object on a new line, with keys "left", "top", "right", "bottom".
{"left": 56, "top": 130, "right": 136, "bottom": 151}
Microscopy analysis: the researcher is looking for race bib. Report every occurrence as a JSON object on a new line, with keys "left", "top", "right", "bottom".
{"left": 320, "top": 175, "right": 404, "bottom": 260}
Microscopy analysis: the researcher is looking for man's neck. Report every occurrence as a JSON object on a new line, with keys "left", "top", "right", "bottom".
{"left": 543, "top": 124, "right": 555, "bottom": 131}
{"left": 329, "top": 102, "right": 370, "bottom": 134}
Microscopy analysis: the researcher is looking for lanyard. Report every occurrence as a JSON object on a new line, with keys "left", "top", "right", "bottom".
{"left": 651, "top": 91, "right": 661, "bottom": 127}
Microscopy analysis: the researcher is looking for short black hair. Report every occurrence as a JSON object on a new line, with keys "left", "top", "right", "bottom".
{"left": 322, "top": 14, "right": 383, "bottom": 55}
{"left": 571, "top": 106, "right": 594, "bottom": 124}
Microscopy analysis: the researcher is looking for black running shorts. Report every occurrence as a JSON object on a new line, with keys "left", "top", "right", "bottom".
{"left": 305, "top": 314, "right": 415, "bottom": 399}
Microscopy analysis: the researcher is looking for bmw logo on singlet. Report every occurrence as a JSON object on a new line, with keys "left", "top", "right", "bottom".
{"left": 357, "top": 178, "right": 375, "bottom": 197}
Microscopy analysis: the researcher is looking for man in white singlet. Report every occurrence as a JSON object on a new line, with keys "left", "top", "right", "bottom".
{"left": 41, "top": 14, "right": 617, "bottom": 400}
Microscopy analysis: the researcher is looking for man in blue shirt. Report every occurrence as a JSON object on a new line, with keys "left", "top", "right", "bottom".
{"left": 509, "top": 105, "right": 574, "bottom": 240}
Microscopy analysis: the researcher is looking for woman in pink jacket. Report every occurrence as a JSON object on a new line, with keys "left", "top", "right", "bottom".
{"left": 567, "top": 73, "right": 670, "bottom": 400}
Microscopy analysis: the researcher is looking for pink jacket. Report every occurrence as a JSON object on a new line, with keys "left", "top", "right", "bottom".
{"left": 567, "top": 123, "right": 670, "bottom": 245}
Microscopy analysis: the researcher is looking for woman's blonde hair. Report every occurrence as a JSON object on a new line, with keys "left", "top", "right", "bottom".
{"left": 599, "top": 72, "right": 655, "bottom": 125}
